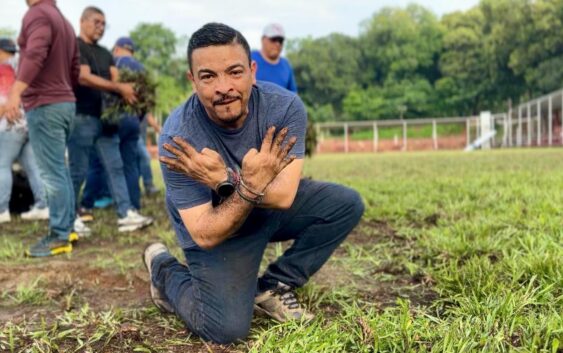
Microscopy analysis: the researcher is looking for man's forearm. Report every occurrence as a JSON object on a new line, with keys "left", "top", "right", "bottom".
{"left": 79, "top": 72, "right": 120, "bottom": 93}
{"left": 180, "top": 192, "right": 255, "bottom": 249}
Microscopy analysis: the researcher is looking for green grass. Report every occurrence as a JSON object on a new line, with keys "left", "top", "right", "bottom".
{"left": 1, "top": 149, "right": 562, "bottom": 352}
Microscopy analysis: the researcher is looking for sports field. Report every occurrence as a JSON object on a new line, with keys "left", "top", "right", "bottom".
{"left": 1, "top": 149, "right": 561, "bottom": 352}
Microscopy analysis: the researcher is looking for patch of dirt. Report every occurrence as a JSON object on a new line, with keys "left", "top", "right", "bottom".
{"left": 0, "top": 261, "right": 150, "bottom": 323}
{"left": 317, "top": 135, "right": 468, "bottom": 153}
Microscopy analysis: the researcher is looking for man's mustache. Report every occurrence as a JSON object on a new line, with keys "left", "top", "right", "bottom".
{"left": 213, "top": 94, "right": 241, "bottom": 106}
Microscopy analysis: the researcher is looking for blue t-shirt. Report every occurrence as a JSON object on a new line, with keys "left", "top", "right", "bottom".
{"left": 251, "top": 50, "right": 297, "bottom": 93}
{"left": 159, "top": 82, "right": 307, "bottom": 249}
{"left": 114, "top": 55, "right": 144, "bottom": 72}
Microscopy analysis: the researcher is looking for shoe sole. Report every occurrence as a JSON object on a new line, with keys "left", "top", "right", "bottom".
{"left": 80, "top": 215, "right": 94, "bottom": 223}
{"left": 118, "top": 218, "right": 153, "bottom": 233}
{"left": 21, "top": 215, "right": 49, "bottom": 221}
{"left": 141, "top": 244, "right": 174, "bottom": 313}
{"left": 25, "top": 243, "right": 72, "bottom": 257}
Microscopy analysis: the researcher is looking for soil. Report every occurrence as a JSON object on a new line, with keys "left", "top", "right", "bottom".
{"left": 317, "top": 135, "right": 468, "bottom": 153}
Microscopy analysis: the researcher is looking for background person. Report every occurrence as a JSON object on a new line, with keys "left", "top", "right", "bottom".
{"left": 0, "top": 38, "right": 48, "bottom": 224}
{"left": 2, "top": 0, "right": 80, "bottom": 257}
{"left": 71, "top": 7, "right": 152, "bottom": 233}
{"left": 251, "top": 23, "right": 297, "bottom": 93}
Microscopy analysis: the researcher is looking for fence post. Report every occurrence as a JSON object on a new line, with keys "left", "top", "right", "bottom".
{"left": 518, "top": 106, "right": 522, "bottom": 146}
{"left": 344, "top": 123, "right": 349, "bottom": 153}
{"left": 508, "top": 107, "right": 513, "bottom": 147}
{"left": 480, "top": 111, "right": 492, "bottom": 149}
{"left": 432, "top": 119, "right": 438, "bottom": 150}
{"left": 402, "top": 121, "right": 407, "bottom": 151}
{"left": 527, "top": 103, "right": 532, "bottom": 146}
{"left": 466, "top": 119, "right": 470, "bottom": 147}
{"left": 548, "top": 95, "right": 553, "bottom": 146}
{"left": 373, "top": 122, "right": 378, "bottom": 152}
{"left": 537, "top": 100, "right": 541, "bottom": 146}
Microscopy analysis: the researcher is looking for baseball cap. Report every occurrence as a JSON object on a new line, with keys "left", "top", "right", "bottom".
{"left": 0, "top": 38, "right": 17, "bottom": 54}
{"left": 262, "top": 23, "right": 285, "bottom": 38}
{"left": 114, "top": 37, "right": 136, "bottom": 52}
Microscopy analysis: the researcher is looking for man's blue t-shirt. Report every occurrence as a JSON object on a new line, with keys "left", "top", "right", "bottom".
{"left": 251, "top": 50, "right": 297, "bottom": 93}
{"left": 114, "top": 55, "right": 144, "bottom": 72}
{"left": 159, "top": 82, "right": 307, "bottom": 249}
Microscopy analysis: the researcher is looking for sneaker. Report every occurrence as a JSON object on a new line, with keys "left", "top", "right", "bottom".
{"left": 78, "top": 207, "right": 94, "bottom": 223}
{"left": 26, "top": 234, "right": 72, "bottom": 257}
{"left": 0, "top": 210, "right": 10, "bottom": 224}
{"left": 94, "top": 197, "right": 113, "bottom": 209}
{"left": 73, "top": 217, "right": 92, "bottom": 238}
{"left": 142, "top": 243, "right": 174, "bottom": 313}
{"left": 254, "top": 282, "right": 314, "bottom": 322}
{"left": 118, "top": 209, "right": 153, "bottom": 233}
{"left": 145, "top": 185, "right": 160, "bottom": 197}
{"left": 21, "top": 206, "right": 49, "bottom": 221}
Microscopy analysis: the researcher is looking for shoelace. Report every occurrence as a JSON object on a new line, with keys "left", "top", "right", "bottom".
{"left": 272, "top": 286, "right": 300, "bottom": 310}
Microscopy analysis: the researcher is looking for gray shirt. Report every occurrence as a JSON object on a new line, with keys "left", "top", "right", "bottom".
{"left": 159, "top": 81, "right": 307, "bottom": 249}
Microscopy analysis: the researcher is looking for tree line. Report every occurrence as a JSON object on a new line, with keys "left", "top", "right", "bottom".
{"left": 286, "top": 0, "right": 563, "bottom": 122}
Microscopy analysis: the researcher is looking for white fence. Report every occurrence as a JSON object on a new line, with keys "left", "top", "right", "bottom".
{"left": 314, "top": 88, "right": 563, "bottom": 153}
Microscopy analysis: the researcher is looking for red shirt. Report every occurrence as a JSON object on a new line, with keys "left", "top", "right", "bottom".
{"left": 17, "top": 0, "right": 80, "bottom": 111}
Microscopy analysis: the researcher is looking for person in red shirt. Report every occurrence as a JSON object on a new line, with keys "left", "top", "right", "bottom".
{"left": 2, "top": 0, "right": 81, "bottom": 257}
{"left": 0, "top": 38, "right": 48, "bottom": 224}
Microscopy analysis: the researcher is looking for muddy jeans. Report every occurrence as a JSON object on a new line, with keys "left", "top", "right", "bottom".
{"left": 150, "top": 179, "right": 364, "bottom": 344}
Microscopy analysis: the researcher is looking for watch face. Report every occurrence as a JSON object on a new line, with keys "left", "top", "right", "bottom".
{"left": 217, "top": 182, "right": 235, "bottom": 198}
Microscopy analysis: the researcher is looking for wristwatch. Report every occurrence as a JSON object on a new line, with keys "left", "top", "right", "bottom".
{"left": 215, "top": 168, "right": 239, "bottom": 198}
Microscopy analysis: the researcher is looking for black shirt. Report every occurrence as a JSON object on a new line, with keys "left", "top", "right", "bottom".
{"left": 75, "top": 37, "right": 114, "bottom": 117}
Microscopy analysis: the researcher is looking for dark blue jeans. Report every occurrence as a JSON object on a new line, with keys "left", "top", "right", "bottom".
{"left": 81, "top": 116, "right": 141, "bottom": 216}
{"left": 151, "top": 179, "right": 364, "bottom": 344}
{"left": 138, "top": 119, "right": 154, "bottom": 189}
{"left": 26, "top": 102, "right": 75, "bottom": 239}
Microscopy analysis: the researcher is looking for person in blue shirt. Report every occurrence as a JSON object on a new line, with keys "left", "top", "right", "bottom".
{"left": 251, "top": 23, "right": 297, "bottom": 93}
{"left": 142, "top": 23, "right": 364, "bottom": 345}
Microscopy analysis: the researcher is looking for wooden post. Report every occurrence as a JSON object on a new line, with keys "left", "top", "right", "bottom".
{"left": 548, "top": 95, "right": 553, "bottom": 146}
{"left": 402, "top": 121, "right": 407, "bottom": 151}
{"left": 527, "top": 103, "right": 532, "bottom": 146}
{"left": 344, "top": 123, "right": 349, "bottom": 153}
{"left": 537, "top": 100, "right": 541, "bottom": 146}
{"left": 373, "top": 122, "right": 378, "bottom": 152}
{"left": 466, "top": 119, "right": 471, "bottom": 147}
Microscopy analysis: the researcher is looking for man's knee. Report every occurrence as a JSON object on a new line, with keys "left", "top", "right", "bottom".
{"left": 204, "top": 320, "right": 251, "bottom": 345}
{"left": 328, "top": 184, "right": 365, "bottom": 222}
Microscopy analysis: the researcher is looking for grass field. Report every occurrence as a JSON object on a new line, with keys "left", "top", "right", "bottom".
{"left": 1, "top": 149, "right": 562, "bottom": 352}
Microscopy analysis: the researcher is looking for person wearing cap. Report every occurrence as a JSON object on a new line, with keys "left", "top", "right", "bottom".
{"left": 0, "top": 38, "right": 48, "bottom": 225}
{"left": 2, "top": 0, "right": 81, "bottom": 257}
{"left": 251, "top": 23, "right": 297, "bottom": 93}
{"left": 80, "top": 36, "right": 154, "bottom": 221}
{"left": 70, "top": 7, "right": 153, "bottom": 233}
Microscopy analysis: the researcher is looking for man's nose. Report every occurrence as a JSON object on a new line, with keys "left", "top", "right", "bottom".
{"left": 214, "top": 75, "right": 233, "bottom": 94}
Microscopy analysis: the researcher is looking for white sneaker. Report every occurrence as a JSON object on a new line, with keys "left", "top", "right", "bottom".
{"left": 0, "top": 210, "right": 11, "bottom": 224}
{"left": 21, "top": 206, "right": 49, "bottom": 221}
{"left": 73, "top": 217, "right": 92, "bottom": 238}
{"left": 118, "top": 209, "right": 153, "bottom": 232}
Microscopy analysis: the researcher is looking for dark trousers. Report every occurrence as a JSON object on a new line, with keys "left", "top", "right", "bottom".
{"left": 151, "top": 179, "right": 364, "bottom": 344}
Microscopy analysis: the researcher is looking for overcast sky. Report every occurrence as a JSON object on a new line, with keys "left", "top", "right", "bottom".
{"left": 4, "top": 0, "right": 479, "bottom": 51}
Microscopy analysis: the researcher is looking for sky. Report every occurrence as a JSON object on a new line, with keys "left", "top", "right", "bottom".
{"left": 4, "top": 0, "right": 479, "bottom": 51}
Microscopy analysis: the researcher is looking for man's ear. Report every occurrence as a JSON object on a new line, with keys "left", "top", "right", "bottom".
{"left": 187, "top": 70, "right": 195, "bottom": 84}
{"left": 251, "top": 60, "right": 257, "bottom": 85}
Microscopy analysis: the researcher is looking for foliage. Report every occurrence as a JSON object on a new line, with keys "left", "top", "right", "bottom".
{"left": 101, "top": 68, "right": 157, "bottom": 125}
{"left": 287, "top": 0, "right": 563, "bottom": 122}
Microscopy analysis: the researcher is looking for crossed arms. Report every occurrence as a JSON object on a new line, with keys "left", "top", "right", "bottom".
{"left": 160, "top": 127, "right": 302, "bottom": 250}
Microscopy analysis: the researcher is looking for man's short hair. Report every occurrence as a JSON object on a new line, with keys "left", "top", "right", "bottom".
{"left": 187, "top": 23, "right": 251, "bottom": 72}
{"left": 81, "top": 6, "right": 104, "bottom": 20}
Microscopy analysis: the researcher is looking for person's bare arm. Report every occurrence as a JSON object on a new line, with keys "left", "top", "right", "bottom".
{"left": 146, "top": 113, "right": 161, "bottom": 133}
{"left": 78, "top": 64, "right": 136, "bottom": 104}
{"left": 3, "top": 81, "right": 28, "bottom": 122}
{"left": 259, "top": 158, "right": 303, "bottom": 209}
{"left": 160, "top": 127, "right": 296, "bottom": 249}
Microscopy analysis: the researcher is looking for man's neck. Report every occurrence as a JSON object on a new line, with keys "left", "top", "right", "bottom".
{"left": 260, "top": 50, "right": 280, "bottom": 65}
{"left": 79, "top": 33, "right": 96, "bottom": 45}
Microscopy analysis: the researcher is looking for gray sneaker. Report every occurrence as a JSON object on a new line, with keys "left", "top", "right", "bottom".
{"left": 254, "top": 282, "right": 314, "bottom": 322}
{"left": 142, "top": 243, "right": 174, "bottom": 313}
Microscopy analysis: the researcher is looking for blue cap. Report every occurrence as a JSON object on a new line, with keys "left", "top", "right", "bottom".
{"left": 0, "top": 38, "right": 17, "bottom": 54}
{"left": 114, "top": 37, "right": 135, "bottom": 52}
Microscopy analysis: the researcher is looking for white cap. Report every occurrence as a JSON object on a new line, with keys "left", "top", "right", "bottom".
{"left": 262, "top": 23, "right": 285, "bottom": 38}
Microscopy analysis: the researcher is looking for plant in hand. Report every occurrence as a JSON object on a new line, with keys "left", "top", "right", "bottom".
{"left": 101, "top": 68, "right": 157, "bottom": 125}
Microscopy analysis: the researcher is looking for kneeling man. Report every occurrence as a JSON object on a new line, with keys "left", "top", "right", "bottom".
{"left": 144, "top": 23, "right": 364, "bottom": 344}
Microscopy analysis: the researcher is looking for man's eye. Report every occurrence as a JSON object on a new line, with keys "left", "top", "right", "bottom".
{"left": 200, "top": 75, "right": 212, "bottom": 80}
{"left": 231, "top": 70, "right": 243, "bottom": 76}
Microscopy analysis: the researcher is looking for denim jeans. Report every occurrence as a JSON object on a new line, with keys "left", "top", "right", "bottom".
{"left": 0, "top": 129, "right": 47, "bottom": 213}
{"left": 151, "top": 179, "right": 364, "bottom": 344}
{"left": 81, "top": 116, "right": 140, "bottom": 217}
{"left": 68, "top": 114, "right": 101, "bottom": 209}
{"left": 138, "top": 120, "right": 154, "bottom": 189}
{"left": 26, "top": 102, "right": 75, "bottom": 239}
